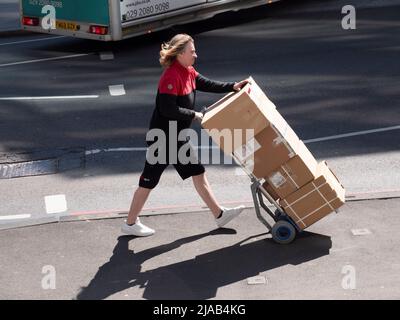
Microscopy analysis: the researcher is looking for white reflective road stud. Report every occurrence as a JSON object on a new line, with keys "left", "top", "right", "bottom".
{"left": 45, "top": 195, "right": 67, "bottom": 214}
{"left": 100, "top": 52, "right": 114, "bottom": 60}
{"left": 351, "top": 229, "right": 371, "bottom": 236}
{"left": 109, "top": 85, "right": 126, "bottom": 96}
{"left": 247, "top": 276, "right": 267, "bottom": 285}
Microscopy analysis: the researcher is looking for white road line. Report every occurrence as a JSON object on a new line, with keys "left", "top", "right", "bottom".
{"left": 0, "top": 35, "right": 67, "bottom": 47}
{"left": 0, "top": 53, "right": 93, "bottom": 67}
{"left": 0, "top": 214, "right": 31, "bottom": 221}
{"left": 85, "top": 147, "right": 147, "bottom": 155}
{"left": 84, "top": 146, "right": 219, "bottom": 155}
{"left": 0, "top": 95, "right": 99, "bottom": 100}
{"left": 304, "top": 125, "right": 400, "bottom": 144}
{"left": 85, "top": 124, "right": 400, "bottom": 155}
{"left": 45, "top": 195, "right": 68, "bottom": 214}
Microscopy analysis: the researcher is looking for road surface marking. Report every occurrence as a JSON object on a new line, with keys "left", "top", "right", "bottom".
{"left": 304, "top": 125, "right": 400, "bottom": 144}
{"left": 84, "top": 124, "right": 400, "bottom": 156}
{"left": 0, "top": 214, "right": 31, "bottom": 221}
{"left": 351, "top": 229, "right": 372, "bottom": 236}
{"left": 85, "top": 147, "right": 147, "bottom": 155}
{"left": 347, "top": 189, "right": 400, "bottom": 196}
{"left": 247, "top": 276, "right": 267, "bottom": 285}
{"left": 100, "top": 52, "right": 114, "bottom": 60}
{"left": 45, "top": 195, "right": 68, "bottom": 214}
{"left": 109, "top": 84, "right": 126, "bottom": 96}
{"left": 0, "top": 95, "right": 99, "bottom": 101}
{"left": 0, "top": 36, "right": 66, "bottom": 47}
{"left": 330, "top": 246, "right": 358, "bottom": 253}
{"left": 84, "top": 146, "right": 219, "bottom": 155}
{"left": 0, "top": 53, "right": 93, "bottom": 67}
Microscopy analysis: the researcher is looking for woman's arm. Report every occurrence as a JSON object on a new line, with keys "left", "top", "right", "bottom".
{"left": 195, "top": 73, "right": 236, "bottom": 93}
{"left": 157, "top": 93, "right": 196, "bottom": 121}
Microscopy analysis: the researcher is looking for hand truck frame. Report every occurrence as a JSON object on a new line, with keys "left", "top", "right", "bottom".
{"left": 232, "top": 153, "right": 302, "bottom": 244}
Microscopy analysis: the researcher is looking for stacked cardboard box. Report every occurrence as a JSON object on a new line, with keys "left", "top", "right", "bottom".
{"left": 202, "top": 77, "right": 302, "bottom": 177}
{"left": 262, "top": 140, "right": 318, "bottom": 200}
{"left": 280, "top": 161, "right": 345, "bottom": 230}
{"left": 201, "top": 77, "right": 345, "bottom": 230}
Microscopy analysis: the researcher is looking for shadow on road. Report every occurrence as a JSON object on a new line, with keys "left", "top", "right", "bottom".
{"left": 76, "top": 229, "right": 331, "bottom": 300}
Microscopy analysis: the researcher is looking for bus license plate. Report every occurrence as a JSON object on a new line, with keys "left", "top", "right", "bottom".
{"left": 56, "top": 21, "right": 78, "bottom": 31}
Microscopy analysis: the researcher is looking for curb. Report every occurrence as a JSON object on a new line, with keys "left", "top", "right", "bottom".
{"left": 0, "top": 147, "right": 86, "bottom": 179}
{"left": 0, "top": 203, "right": 257, "bottom": 231}
{"left": 345, "top": 190, "right": 400, "bottom": 202}
{"left": 1, "top": 193, "right": 400, "bottom": 231}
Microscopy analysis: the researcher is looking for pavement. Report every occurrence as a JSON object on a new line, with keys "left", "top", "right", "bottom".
{"left": 0, "top": 197, "right": 399, "bottom": 300}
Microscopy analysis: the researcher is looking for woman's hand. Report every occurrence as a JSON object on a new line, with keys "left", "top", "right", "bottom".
{"left": 233, "top": 79, "right": 251, "bottom": 92}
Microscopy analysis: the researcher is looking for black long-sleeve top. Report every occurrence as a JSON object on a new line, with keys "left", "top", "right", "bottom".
{"left": 148, "top": 60, "right": 235, "bottom": 140}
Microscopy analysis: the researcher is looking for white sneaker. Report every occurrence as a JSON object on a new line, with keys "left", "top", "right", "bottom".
{"left": 216, "top": 205, "right": 245, "bottom": 228}
{"left": 121, "top": 218, "right": 155, "bottom": 237}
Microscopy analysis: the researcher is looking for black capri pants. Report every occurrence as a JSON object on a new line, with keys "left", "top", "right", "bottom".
{"left": 139, "top": 139, "right": 205, "bottom": 189}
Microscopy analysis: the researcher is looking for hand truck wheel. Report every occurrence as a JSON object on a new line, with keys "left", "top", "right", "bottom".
{"left": 272, "top": 220, "right": 296, "bottom": 245}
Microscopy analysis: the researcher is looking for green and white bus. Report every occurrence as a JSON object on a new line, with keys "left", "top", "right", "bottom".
{"left": 20, "top": 0, "right": 281, "bottom": 41}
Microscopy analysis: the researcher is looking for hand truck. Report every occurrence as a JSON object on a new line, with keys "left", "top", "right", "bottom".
{"left": 231, "top": 153, "right": 302, "bottom": 245}
{"left": 201, "top": 102, "right": 302, "bottom": 245}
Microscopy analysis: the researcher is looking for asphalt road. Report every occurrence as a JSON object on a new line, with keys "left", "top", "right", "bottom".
{"left": 0, "top": 0, "right": 20, "bottom": 33}
{"left": 0, "top": 0, "right": 399, "bottom": 226}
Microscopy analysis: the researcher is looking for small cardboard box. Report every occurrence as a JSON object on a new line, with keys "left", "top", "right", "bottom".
{"left": 262, "top": 140, "right": 318, "bottom": 199}
{"left": 236, "top": 125, "right": 300, "bottom": 179}
{"left": 279, "top": 161, "right": 345, "bottom": 230}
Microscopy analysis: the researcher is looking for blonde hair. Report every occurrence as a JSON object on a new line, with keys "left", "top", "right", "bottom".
{"left": 159, "top": 34, "right": 194, "bottom": 68}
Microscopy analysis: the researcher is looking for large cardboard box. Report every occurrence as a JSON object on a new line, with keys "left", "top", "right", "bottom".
{"left": 261, "top": 140, "right": 318, "bottom": 200}
{"left": 202, "top": 77, "right": 301, "bottom": 178}
{"left": 202, "top": 77, "right": 280, "bottom": 154}
{"left": 279, "top": 161, "right": 345, "bottom": 230}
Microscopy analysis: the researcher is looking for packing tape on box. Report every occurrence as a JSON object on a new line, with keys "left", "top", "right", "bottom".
{"left": 281, "top": 181, "right": 337, "bottom": 228}
{"left": 269, "top": 172, "right": 287, "bottom": 188}
{"left": 268, "top": 163, "right": 299, "bottom": 189}
{"left": 295, "top": 198, "right": 339, "bottom": 227}
{"left": 281, "top": 181, "right": 328, "bottom": 228}
{"left": 284, "top": 181, "right": 328, "bottom": 207}
{"left": 233, "top": 137, "right": 261, "bottom": 162}
{"left": 281, "top": 201, "right": 307, "bottom": 228}
{"left": 312, "top": 181, "right": 335, "bottom": 212}
{"left": 271, "top": 129, "right": 295, "bottom": 158}
{"left": 280, "top": 163, "right": 300, "bottom": 189}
